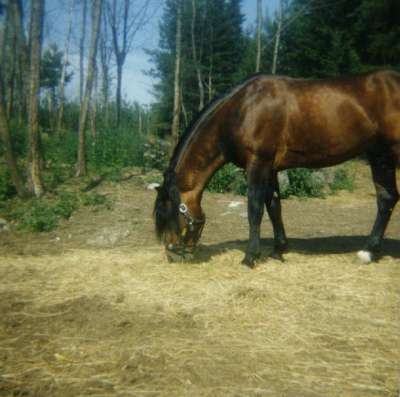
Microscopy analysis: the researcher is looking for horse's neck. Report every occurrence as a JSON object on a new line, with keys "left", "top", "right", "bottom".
{"left": 174, "top": 129, "right": 225, "bottom": 210}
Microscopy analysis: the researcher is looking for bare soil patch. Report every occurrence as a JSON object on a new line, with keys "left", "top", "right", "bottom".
{"left": 0, "top": 162, "right": 399, "bottom": 396}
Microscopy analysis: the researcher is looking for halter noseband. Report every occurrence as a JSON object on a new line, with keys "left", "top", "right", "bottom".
{"left": 178, "top": 203, "right": 204, "bottom": 233}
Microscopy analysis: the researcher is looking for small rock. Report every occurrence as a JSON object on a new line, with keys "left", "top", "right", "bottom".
{"left": 278, "top": 171, "right": 290, "bottom": 192}
{"left": 228, "top": 201, "right": 243, "bottom": 208}
{"left": 0, "top": 218, "right": 9, "bottom": 232}
{"left": 86, "top": 228, "right": 130, "bottom": 247}
{"left": 147, "top": 183, "right": 160, "bottom": 190}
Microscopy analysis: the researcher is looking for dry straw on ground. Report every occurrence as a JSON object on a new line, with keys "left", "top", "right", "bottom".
{"left": 0, "top": 163, "right": 399, "bottom": 396}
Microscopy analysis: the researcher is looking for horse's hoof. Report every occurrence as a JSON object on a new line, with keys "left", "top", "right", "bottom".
{"left": 357, "top": 250, "right": 373, "bottom": 264}
{"left": 270, "top": 250, "right": 285, "bottom": 262}
{"left": 241, "top": 256, "right": 256, "bottom": 269}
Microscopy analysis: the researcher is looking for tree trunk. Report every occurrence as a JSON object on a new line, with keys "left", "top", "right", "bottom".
{"left": 76, "top": 0, "right": 102, "bottom": 177}
{"left": 79, "top": 0, "right": 87, "bottom": 104}
{"left": 0, "top": 2, "right": 7, "bottom": 69}
{"left": 6, "top": 45, "right": 15, "bottom": 119}
{"left": 255, "top": 0, "right": 262, "bottom": 73}
{"left": 47, "top": 89, "right": 54, "bottom": 130}
{"left": 27, "top": 0, "right": 44, "bottom": 197}
{"left": 207, "top": 20, "right": 213, "bottom": 102}
{"left": 90, "top": 63, "right": 98, "bottom": 140}
{"left": 138, "top": 105, "right": 142, "bottom": 135}
{"left": 271, "top": 0, "right": 282, "bottom": 75}
{"left": 101, "top": 62, "right": 110, "bottom": 126}
{"left": 191, "top": 0, "right": 204, "bottom": 111}
{"left": 57, "top": 0, "right": 75, "bottom": 132}
{"left": 0, "top": 67, "right": 26, "bottom": 197}
{"left": 116, "top": 59, "right": 123, "bottom": 127}
{"left": 6, "top": 4, "right": 17, "bottom": 119}
{"left": 171, "top": 0, "right": 182, "bottom": 146}
{"left": 12, "top": 0, "right": 29, "bottom": 125}
{"left": 99, "top": 11, "right": 110, "bottom": 128}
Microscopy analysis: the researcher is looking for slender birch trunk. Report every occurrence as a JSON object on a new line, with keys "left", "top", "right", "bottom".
{"left": 6, "top": 5, "right": 16, "bottom": 119}
{"left": 90, "top": 63, "right": 98, "bottom": 140}
{"left": 12, "top": 0, "right": 29, "bottom": 124}
{"left": 115, "top": 59, "right": 123, "bottom": 126}
{"left": 99, "top": 10, "right": 111, "bottom": 128}
{"left": 191, "top": 0, "right": 204, "bottom": 111}
{"left": 171, "top": 0, "right": 182, "bottom": 145}
{"left": 27, "top": 0, "right": 44, "bottom": 197}
{"left": 271, "top": 0, "right": 282, "bottom": 75}
{"left": 79, "top": 0, "right": 87, "bottom": 104}
{"left": 57, "top": 0, "right": 75, "bottom": 132}
{"left": 255, "top": 0, "right": 262, "bottom": 73}
{"left": 76, "top": 0, "right": 102, "bottom": 177}
{"left": 0, "top": 67, "right": 26, "bottom": 197}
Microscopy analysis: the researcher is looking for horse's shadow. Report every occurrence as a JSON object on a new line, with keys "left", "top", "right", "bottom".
{"left": 193, "top": 236, "right": 400, "bottom": 263}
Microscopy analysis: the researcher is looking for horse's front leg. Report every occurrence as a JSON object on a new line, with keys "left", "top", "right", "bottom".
{"left": 242, "top": 161, "right": 270, "bottom": 268}
{"left": 265, "top": 172, "right": 288, "bottom": 261}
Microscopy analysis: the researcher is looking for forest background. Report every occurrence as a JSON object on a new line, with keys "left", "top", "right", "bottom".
{"left": 0, "top": 0, "right": 399, "bottom": 231}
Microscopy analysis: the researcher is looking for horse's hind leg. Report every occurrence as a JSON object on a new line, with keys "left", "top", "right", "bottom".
{"left": 265, "top": 172, "right": 288, "bottom": 260}
{"left": 242, "top": 160, "right": 271, "bottom": 268}
{"left": 359, "top": 150, "right": 399, "bottom": 263}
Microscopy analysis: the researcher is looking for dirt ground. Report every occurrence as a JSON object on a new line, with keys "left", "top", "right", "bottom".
{"left": 0, "top": 162, "right": 399, "bottom": 397}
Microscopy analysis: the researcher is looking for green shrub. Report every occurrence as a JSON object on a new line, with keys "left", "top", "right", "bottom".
{"left": 207, "top": 164, "right": 354, "bottom": 198}
{"left": 329, "top": 167, "right": 355, "bottom": 192}
{"left": 17, "top": 199, "right": 59, "bottom": 232}
{"left": 143, "top": 137, "right": 171, "bottom": 171}
{"left": 88, "top": 127, "right": 146, "bottom": 171}
{"left": 82, "top": 192, "right": 112, "bottom": 210}
{"left": 10, "top": 190, "right": 112, "bottom": 233}
{"left": 53, "top": 192, "right": 79, "bottom": 219}
{"left": 207, "top": 164, "right": 247, "bottom": 195}
{"left": 43, "top": 132, "right": 77, "bottom": 166}
{"left": 0, "top": 169, "right": 17, "bottom": 201}
{"left": 282, "top": 168, "right": 326, "bottom": 198}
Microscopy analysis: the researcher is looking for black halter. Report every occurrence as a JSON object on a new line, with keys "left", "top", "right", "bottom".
{"left": 178, "top": 203, "right": 205, "bottom": 234}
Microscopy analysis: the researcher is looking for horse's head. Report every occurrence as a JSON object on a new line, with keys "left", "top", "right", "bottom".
{"left": 154, "top": 171, "right": 205, "bottom": 262}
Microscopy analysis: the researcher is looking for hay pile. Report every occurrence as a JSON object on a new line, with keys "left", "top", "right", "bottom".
{"left": 1, "top": 162, "right": 399, "bottom": 396}
{"left": 1, "top": 247, "right": 399, "bottom": 397}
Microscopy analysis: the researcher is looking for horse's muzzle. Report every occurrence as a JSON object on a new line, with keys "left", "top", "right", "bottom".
{"left": 166, "top": 244, "right": 195, "bottom": 262}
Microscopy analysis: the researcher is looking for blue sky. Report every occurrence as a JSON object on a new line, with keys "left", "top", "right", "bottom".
{"left": 46, "top": 0, "right": 278, "bottom": 104}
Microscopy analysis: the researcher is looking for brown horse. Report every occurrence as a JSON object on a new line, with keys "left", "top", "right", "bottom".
{"left": 154, "top": 70, "right": 400, "bottom": 267}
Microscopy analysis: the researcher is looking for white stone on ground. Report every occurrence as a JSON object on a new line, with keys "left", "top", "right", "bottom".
{"left": 357, "top": 250, "right": 372, "bottom": 264}
{"left": 228, "top": 201, "right": 244, "bottom": 208}
{"left": 147, "top": 183, "right": 160, "bottom": 190}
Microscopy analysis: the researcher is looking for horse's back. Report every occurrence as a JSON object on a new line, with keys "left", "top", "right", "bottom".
{"left": 232, "top": 71, "right": 400, "bottom": 169}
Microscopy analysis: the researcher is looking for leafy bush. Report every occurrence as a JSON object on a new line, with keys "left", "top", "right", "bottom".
{"left": 88, "top": 127, "right": 146, "bottom": 171}
{"left": 17, "top": 199, "right": 59, "bottom": 232}
{"left": 42, "top": 131, "right": 78, "bottom": 167}
{"left": 329, "top": 167, "right": 355, "bottom": 192}
{"left": 207, "top": 164, "right": 247, "bottom": 195}
{"left": 53, "top": 192, "right": 80, "bottom": 219}
{"left": 281, "top": 168, "right": 326, "bottom": 198}
{"left": 207, "top": 164, "right": 354, "bottom": 198}
{"left": 82, "top": 192, "right": 112, "bottom": 210}
{"left": 0, "top": 169, "right": 17, "bottom": 201}
{"left": 9, "top": 190, "right": 112, "bottom": 233}
{"left": 143, "top": 137, "right": 171, "bottom": 171}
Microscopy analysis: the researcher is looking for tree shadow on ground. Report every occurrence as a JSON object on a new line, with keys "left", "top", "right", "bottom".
{"left": 194, "top": 236, "right": 400, "bottom": 263}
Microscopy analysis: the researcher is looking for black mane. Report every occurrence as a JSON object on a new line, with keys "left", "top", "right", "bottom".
{"left": 153, "top": 168, "right": 181, "bottom": 241}
{"left": 169, "top": 73, "right": 265, "bottom": 170}
{"left": 154, "top": 74, "right": 264, "bottom": 240}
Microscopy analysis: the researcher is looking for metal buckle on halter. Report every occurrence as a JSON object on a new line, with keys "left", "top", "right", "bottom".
{"left": 179, "top": 203, "right": 189, "bottom": 215}
{"left": 179, "top": 203, "right": 194, "bottom": 232}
